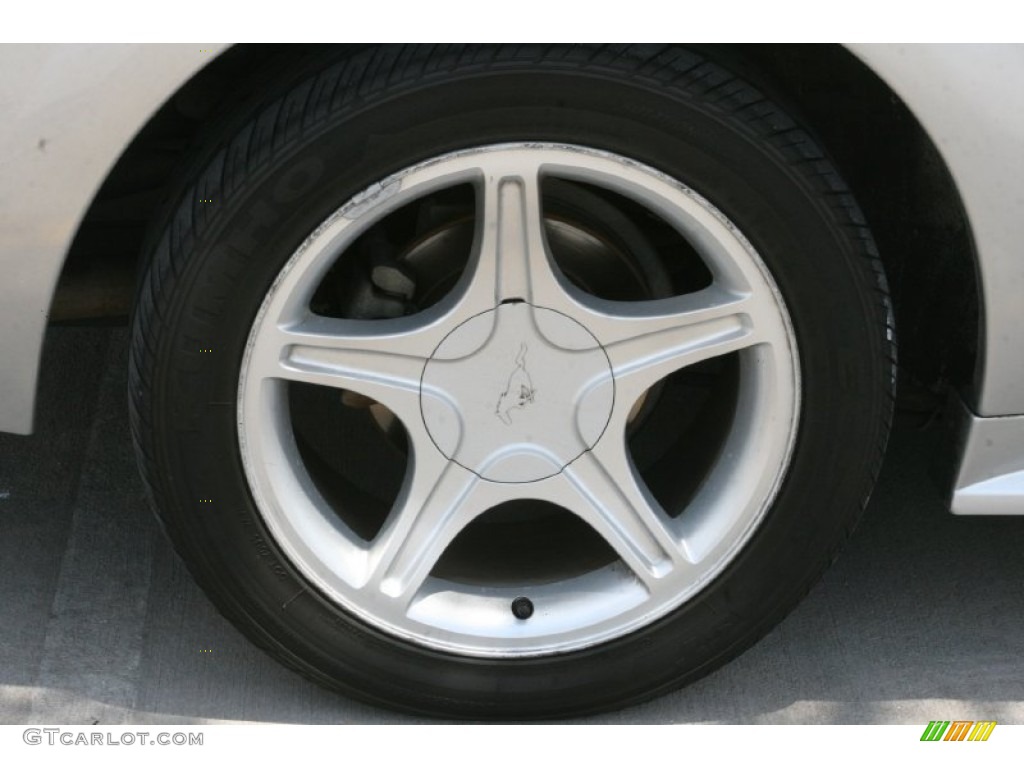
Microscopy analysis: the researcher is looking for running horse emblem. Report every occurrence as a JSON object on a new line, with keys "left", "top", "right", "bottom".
{"left": 495, "top": 343, "right": 536, "bottom": 425}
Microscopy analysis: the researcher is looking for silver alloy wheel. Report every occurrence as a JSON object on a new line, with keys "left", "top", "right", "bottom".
{"left": 237, "top": 143, "right": 800, "bottom": 657}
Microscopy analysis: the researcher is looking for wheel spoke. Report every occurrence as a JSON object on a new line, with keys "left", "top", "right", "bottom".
{"left": 457, "top": 161, "right": 567, "bottom": 311}
{"left": 363, "top": 452, "right": 490, "bottom": 604}
{"left": 557, "top": 447, "right": 690, "bottom": 588}
{"left": 592, "top": 288, "right": 762, "bottom": 405}
{"left": 256, "top": 315, "right": 430, "bottom": 423}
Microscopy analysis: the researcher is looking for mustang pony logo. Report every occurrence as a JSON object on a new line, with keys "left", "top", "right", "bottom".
{"left": 495, "top": 343, "right": 536, "bottom": 425}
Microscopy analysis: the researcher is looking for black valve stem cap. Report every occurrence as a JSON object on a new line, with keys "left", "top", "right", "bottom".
{"left": 511, "top": 596, "right": 534, "bottom": 620}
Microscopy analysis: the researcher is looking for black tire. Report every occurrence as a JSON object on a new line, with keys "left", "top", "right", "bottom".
{"left": 129, "top": 44, "right": 894, "bottom": 719}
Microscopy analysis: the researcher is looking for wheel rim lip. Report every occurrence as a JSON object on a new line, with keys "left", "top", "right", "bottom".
{"left": 237, "top": 143, "right": 802, "bottom": 658}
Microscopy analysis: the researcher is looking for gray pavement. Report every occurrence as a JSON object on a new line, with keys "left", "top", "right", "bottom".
{"left": 1, "top": 325, "right": 1023, "bottom": 724}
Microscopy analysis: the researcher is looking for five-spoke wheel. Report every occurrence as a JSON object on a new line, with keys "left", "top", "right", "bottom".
{"left": 238, "top": 145, "right": 799, "bottom": 655}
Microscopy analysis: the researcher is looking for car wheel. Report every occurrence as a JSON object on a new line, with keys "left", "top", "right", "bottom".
{"left": 129, "top": 44, "right": 894, "bottom": 718}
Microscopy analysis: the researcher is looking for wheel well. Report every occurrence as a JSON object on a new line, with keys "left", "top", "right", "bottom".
{"left": 51, "top": 44, "right": 368, "bottom": 321}
{"left": 54, "top": 43, "right": 980, "bottom": 400}
{"left": 709, "top": 44, "right": 980, "bottom": 399}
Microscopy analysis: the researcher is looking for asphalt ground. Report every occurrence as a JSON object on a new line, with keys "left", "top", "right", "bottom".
{"left": 1, "top": 324, "right": 1023, "bottom": 725}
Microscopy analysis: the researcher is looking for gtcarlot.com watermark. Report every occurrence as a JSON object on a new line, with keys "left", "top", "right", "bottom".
{"left": 23, "top": 728, "right": 203, "bottom": 747}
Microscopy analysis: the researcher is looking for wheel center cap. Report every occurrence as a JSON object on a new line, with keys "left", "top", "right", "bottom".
{"left": 420, "top": 302, "right": 614, "bottom": 483}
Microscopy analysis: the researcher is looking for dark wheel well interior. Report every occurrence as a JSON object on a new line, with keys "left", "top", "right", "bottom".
{"left": 53, "top": 43, "right": 979, "bottom": 403}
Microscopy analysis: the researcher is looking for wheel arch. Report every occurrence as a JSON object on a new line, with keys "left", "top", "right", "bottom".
{"left": 0, "top": 43, "right": 366, "bottom": 435}
{"left": 23, "top": 44, "right": 983, "bottom": 436}
{"left": 701, "top": 44, "right": 981, "bottom": 404}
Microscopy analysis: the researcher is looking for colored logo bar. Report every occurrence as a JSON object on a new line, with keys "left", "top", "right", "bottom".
{"left": 920, "top": 721, "right": 996, "bottom": 741}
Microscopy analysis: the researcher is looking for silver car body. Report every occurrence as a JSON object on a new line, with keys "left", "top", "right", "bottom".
{"left": 0, "top": 43, "right": 1021, "bottom": 514}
